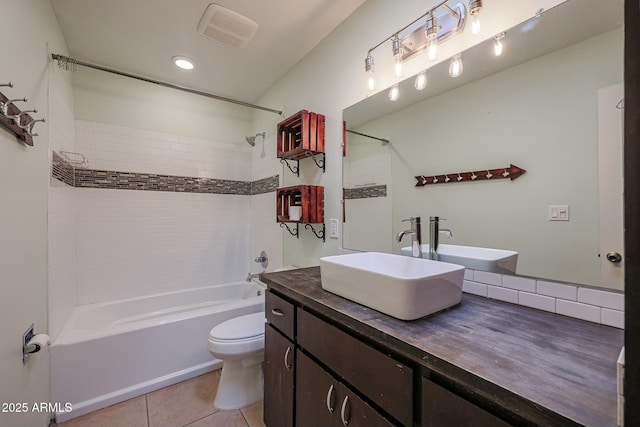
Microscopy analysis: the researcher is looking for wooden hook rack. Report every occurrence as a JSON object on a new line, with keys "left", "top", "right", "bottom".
{"left": 0, "top": 88, "right": 40, "bottom": 146}
{"left": 415, "top": 163, "right": 526, "bottom": 187}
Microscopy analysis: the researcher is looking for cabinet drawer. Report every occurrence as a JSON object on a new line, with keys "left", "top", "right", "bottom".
{"left": 297, "top": 309, "right": 413, "bottom": 426}
{"left": 297, "top": 350, "right": 396, "bottom": 427}
{"left": 422, "top": 378, "right": 512, "bottom": 427}
{"left": 266, "top": 290, "right": 295, "bottom": 339}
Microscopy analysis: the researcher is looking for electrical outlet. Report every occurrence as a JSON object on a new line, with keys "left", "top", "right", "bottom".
{"left": 329, "top": 219, "right": 339, "bottom": 239}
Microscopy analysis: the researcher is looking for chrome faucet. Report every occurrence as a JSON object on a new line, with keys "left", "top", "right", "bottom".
{"left": 428, "top": 216, "right": 452, "bottom": 260}
{"left": 396, "top": 217, "right": 422, "bottom": 258}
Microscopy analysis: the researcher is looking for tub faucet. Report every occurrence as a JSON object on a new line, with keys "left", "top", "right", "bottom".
{"left": 428, "top": 216, "right": 453, "bottom": 261}
{"left": 396, "top": 217, "right": 422, "bottom": 258}
{"left": 246, "top": 272, "right": 261, "bottom": 282}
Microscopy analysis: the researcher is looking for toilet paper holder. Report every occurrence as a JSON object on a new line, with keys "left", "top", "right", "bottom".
{"left": 22, "top": 324, "right": 49, "bottom": 364}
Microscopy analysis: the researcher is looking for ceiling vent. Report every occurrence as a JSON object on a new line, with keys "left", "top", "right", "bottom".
{"left": 197, "top": 4, "right": 259, "bottom": 48}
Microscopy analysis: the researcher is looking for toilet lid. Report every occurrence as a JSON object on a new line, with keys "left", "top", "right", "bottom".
{"left": 209, "top": 312, "right": 265, "bottom": 341}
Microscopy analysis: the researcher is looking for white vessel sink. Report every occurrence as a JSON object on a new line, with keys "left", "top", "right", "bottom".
{"left": 401, "top": 244, "right": 518, "bottom": 274}
{"left": 320, "top": 252, "right": 465, "bottom": 321}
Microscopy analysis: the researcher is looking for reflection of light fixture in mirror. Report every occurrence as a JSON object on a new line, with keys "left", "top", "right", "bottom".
{"left": 414, "top": 70, "right": 427, "bottom": 90}
{"left": 469, "top": 0, "right": 483, "bottom": 35}
{"left": 449, "top": 53, "right": 463, "bottom": 77}
{"left": 392, "top": 34, "right": 403, "bottom": 77}
{"left": 425, "top": 12, "right": 439, "bottom": 61}
{"left": 388, "top": 84, "right": 399, "bottom": 101}
{"left": 493, "top": 32, "right": 505, "bottom": 56}
{"left": 365, "top": 52, "right": 376, "bottom": 91}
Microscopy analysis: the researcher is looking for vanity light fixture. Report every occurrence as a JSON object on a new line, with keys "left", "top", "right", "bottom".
{"left": 388, "top": 84, "right": 400, "bottom": 101}
{"left": 469, "top": 0, "right": 483, "bottom": 34}
{"left": 172, "top": 56, "right": 195, "bottom": 70}
{"left": 392, "top": 34, "right": 404, "bottom": 78}
{"left": 493, "top": 32, "right": 505, "bottom": 56}
{"left": 449, "top": 53, "right": 463, "bottom": 77}
{"left": 414, "top": 70, "right": 428, "bottom": 90}
{"left": 365, "top": 52, "right": 376, "bottom": 91}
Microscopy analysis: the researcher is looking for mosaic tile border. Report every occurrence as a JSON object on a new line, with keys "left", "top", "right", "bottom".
{"left": 52, "top": 151, "right": 278, "bottom": 196}
{"left": 344, "top": 185, "right": 387, "bottom": 199}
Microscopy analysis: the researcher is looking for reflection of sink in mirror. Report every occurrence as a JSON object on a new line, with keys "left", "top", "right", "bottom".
{"left": 320, "top": 252, "right": 465, "bottom": 321}
{"left": 401, "top": 244, "right": 518, "bottom": 275}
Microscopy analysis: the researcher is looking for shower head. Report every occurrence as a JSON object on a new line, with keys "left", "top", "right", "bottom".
{"left": 245, "top": 132, "right": 265, "bottom": 147}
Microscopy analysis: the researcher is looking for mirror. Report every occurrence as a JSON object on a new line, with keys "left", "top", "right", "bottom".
{"left": 343, "top": 0, "right": 624, "bottom": 288}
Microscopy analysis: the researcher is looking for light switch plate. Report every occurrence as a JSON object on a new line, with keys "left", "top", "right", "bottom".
{"left": 548, "top": 205, "right": 569, "bottom": 221}
{"left": 329, "top": 219, "right": 339, "bottom": 239}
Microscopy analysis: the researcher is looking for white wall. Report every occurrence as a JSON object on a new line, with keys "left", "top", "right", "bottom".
{"left": 253, "top": 0, "right": 564, "bottom": 267}
{"left": 0, "top": 1, "right": 71, "bottom": 426}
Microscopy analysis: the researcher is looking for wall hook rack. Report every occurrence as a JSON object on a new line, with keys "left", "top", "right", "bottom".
{"left": 0, "top": 88, "right": 42, "bottom": 146}
{"left": 415, "top": 163, "right": 526, "bottom": 187}
{"left": 280, "top": 222, "right": 299, "bottom": 238}
{"left": 305, "top": 223, "right": 326, "bottom": 242}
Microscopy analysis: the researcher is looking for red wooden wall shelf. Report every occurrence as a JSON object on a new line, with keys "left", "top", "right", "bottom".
{"left": 277, "top": 110, "right": 325, "bottom": 160}
{"left": 276, "top": 185, "right": 324, "bottom": 224}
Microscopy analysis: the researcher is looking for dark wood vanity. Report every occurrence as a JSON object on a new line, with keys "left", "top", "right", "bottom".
{"left": 261, "top": 267, "right": 623, "bottom": 427}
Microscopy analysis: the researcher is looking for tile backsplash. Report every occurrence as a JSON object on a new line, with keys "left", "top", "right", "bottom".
{"left": 463, "top": 269, "right": 624, "bottom": 329}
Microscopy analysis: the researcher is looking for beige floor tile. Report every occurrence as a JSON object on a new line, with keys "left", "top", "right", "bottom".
{"left": 185, "top": 410, "right": 247, "bottom": 427}
{"left": 56, "top": 396, "right": 148, "bottom": 427}
{"left": 240, "top": 401, "right": 265, "bottom": 427}
{"left": 147, "top": 371, "right": 220, "bottom": 427}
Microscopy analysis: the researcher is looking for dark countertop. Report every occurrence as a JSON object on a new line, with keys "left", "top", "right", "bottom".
{"left": 260, "top": 267, "right": 624, "bottom": 427}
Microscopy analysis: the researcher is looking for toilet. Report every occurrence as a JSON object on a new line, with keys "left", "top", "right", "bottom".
{"left": 207, "top": 311, "right": 265, "bottom": 410}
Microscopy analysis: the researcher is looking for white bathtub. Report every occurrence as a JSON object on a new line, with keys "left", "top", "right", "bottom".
{"left": 50, "top": 281, "right": 265, "bottom": 422}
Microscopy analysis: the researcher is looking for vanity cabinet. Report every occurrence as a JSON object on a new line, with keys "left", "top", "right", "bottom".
{"left": 264, "top": 288, "right": 512, "bottom": 427}
{"left": 296, "top": 350, "right": 395, "bottom": 427}
{"left": 421, "top": 378, "right": 512, "bottom": 427}
{"left": 264, "top": 292, "right": 295, "bottom": 427}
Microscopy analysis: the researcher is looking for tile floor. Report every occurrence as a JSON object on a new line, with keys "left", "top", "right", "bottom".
{"left": 54, "top": 371, "right": 265, "bottom": 427}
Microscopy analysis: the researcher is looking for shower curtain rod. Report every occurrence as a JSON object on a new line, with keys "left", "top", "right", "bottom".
{"left": 345, "top": 129, "right": 389, "bottom": 145}
{"left": 51, "top": 53, "right": 283, "bottom": 116}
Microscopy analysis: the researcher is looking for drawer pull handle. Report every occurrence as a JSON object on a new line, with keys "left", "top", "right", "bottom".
{"left": 326, "top": 384, "right": 335, "bottom": 413}
{"left": 271, "top": 308, "right": 284, "bottom": 316}
{"left": 284, "top": 346, "right": 292, "bottom": 370}
{"left": 340, "top": 395, "right": 350, "bottom": 426}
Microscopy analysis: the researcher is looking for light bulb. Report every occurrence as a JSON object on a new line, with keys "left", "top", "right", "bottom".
{"left": 365, "top": 52, "right": 375, "bottom": 91}
{"left": 493, "top": 33, "right": 505, "bottom": 57}
{"left": 471, "top": 14, "right": 480, "bottom": 34}
{"left": 367, "top": 72, "right": 376, "bottom": 91}
{"left": 494, "top": 39, "right": 503, "bottom": 56}
{"left": 427, "top": 38, "right": 438, "bottom": 61}
{"left": 392, "top": 35, "right": 403, "bottom": 78}
{"left": 449, "top": 53, "right": 463, "bottom": 78}
{"left": 172, "top": 56, "right": 195, "bottom": 70}
{"left": 414, "top": 70, "right": 427, "bottom": 91}
{"left": 388, "top": 84, "right": 399, "bottom": 101}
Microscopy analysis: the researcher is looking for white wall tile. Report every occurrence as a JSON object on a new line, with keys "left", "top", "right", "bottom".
{"left": 463, "top": 281, "right": 487, "bottom": 297}
{"left": 578, "top": 288, "right": 624, "bottom": 311}
{"left": 537, "top": 280, "right": 577, "bottom": 301}
{"left": 503, "top": 275, "right": 536, "bottom": 292}
{"left": 488, "top": 286, "right": 518, "bottom": 304}
{"left": 602, "top": 308, "right": 624, "bottom": 329}
{"left": 556, "top": 300, "right": 600, "bottom": 323}
{"left": 463, "top": 269, "right": 473, "bottom": 280}
{"left": 472, "top": 271, "right": 502, "bottom": 287}
{"left": 518, "top": 292, "right": 556, "bottom": 313}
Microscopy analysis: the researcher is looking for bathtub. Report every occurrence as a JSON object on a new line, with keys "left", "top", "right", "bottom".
{"left": 50, "top": 281, "right": 265, "bottom": 422}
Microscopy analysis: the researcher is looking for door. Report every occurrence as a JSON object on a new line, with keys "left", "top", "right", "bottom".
{"left": 264, "top": 324, "right": 295, "bottom": 427}
{"left": 598, "top": 83, "right": 625, "bottom": 290}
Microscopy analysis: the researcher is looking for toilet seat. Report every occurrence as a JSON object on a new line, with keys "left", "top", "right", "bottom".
{"left": 208, "top": 312, "right": 265, "bottom": 356}
{"left": 209, "top": 312, "right": 265, "bottom": 341}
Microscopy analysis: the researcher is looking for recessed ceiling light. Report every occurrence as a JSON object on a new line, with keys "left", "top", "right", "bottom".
{"left": 172, "top": 56, "right": 195, "bottom": 70}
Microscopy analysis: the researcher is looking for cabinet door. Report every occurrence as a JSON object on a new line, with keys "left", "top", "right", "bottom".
{"left": 422, "top": 378, "right": 512, "bottom": 427}
{"left": 264, "top": 325, "right": 295, "bottom": 427}
{"left": 297, "top": 351, "right": 396, "bottom": 427}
